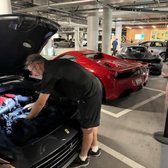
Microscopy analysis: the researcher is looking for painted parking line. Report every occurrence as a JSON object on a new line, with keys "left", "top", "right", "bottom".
{"left": 99, "top": 141, "right": 146, "bottom": 168}
{"left": 149, "top": 76, "right": 164, "bottom": 80}
{"left": 144, "top": 86, "right": 165, "bottom": 93}
{"left": 101, "top": 92, "right": 165, "bottom": 118}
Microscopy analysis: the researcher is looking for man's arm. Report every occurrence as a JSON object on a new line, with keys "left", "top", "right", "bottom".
{"left": 27, "top": 93, "right": 50, "bottom": 120}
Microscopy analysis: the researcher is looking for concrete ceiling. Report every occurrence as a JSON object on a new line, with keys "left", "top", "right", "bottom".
{"left": 11, "top": 0, "right": 168, "bottom": 28}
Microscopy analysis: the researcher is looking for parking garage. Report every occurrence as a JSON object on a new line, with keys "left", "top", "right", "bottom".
{"left": 0, "top": 1, "right": 168, "bottom": 168}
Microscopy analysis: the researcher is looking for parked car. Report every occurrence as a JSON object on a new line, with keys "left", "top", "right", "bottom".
{"left": 53, "top": 38, "right": 75, "bottom": 48}
{"left": 139, "top": 41, "right": 166, "bottom": 60}
{"left": 53, "top": 50, "right": 149, "bottom": 101}
{"left": 0, "top": 14, "right": 81, "bottom": 168}
{"left": 82, "top": 38, "right": 87, "bottom": 47}
{"left": 116, "top": 45, "right": 163, "bottom": 75}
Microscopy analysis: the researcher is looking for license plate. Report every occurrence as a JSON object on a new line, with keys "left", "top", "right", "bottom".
{"left": 135, "top": 78, "right": 142, "bottom": 86}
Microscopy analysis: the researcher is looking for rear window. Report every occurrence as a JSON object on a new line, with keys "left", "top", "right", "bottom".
{"left": 118, "top": 46, "right": 147, "bottom": 59}
{"left": 54, "top": 38, "right": 67, "bottom": 42}
{"left": 58, "top": 54, "right": 76, "bottom": 62}
{"left": 127, "top": 47, "right": 145, "bottom": 53}
{"left": 140, "top": 42, "right": 150, "bottom": 47}
{"left": 84, "top": 53, "right": 103, "bottom": 59}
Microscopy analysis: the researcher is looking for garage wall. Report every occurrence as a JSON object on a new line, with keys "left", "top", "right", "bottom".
{"left": 126, "top": 28, "right": 168, "bottom": 43}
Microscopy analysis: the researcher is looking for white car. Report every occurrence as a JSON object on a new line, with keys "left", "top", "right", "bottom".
{"left": 139, "top": 41, "right": 166, "bottom": 60}
{"left": 82, "top": 39, "right": 87, "bottom": 47}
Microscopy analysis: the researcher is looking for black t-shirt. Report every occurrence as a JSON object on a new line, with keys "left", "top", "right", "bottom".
{"left": 40, "top": 59, "right": 98, "bottom": 100}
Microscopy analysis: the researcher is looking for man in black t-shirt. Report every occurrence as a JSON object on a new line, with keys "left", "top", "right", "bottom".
{"left": 24, "top": 53, "right": 102, "bottom": 168}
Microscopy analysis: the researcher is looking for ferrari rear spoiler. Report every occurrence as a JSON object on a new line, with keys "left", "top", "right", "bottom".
{"left": 111, "top": 64, "right": 148, "bottom": 74}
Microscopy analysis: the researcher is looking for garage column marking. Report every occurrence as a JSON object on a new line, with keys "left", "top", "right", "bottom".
{"left": 101, "top": 92, "right": 165, "bottom": 118}
{"left": 98, "top": 141, "right": 146, "bottom": 168}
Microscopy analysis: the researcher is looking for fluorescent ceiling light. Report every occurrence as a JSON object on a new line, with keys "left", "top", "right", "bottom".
{"left": 125, "top": 26, "right": 132, "bottom": 29}
{"left": 139, "top": 26, "right": 143, "bottom": 29}
{"left": 99, "top": 9, "right": 103, "bottom": 12}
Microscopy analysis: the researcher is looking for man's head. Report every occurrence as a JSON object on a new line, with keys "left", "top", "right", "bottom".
{"left": 25, "top": 53, "right": 46, "bottom": 76}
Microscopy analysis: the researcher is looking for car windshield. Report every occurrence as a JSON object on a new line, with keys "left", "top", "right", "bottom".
{"left": 54, "top": 38, "right": 68, "bottom": 42}
{"left": 84, "top": 53, "right": 103, "bottom": 59}
{"left": 117, "top": 46, "right": 151, "bottom": 59}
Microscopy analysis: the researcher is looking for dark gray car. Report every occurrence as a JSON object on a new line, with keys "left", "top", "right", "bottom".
{"left": 53, "top": 38, "right": 75, "bottom": 48}
{"left": 117, "top": 45, "right": 163, "bottom": 75}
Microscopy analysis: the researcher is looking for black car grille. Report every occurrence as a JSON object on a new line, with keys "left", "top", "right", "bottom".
{"left": 30, "top": 134, "right": 81, "bottom": 168}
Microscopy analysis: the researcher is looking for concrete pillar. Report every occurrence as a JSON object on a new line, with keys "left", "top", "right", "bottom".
{"left": 0, "top": 0, "right": 12, "bottom": 14}
{"left": 79, "top": 31, "right": 84, "bottom": 48}
{"left": 102, "top": 7, "right": 112, "bottom": 54}
{"left": 87, "top": 11, "right": 99, "bottom": 51}
{"left": 75, "top": 26, "right": 80, "bottom": 50}
{"left": 115, "top": 22, "right": 122, "bottom": 50}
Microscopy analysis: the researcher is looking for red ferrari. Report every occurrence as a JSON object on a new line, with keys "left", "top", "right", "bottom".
{"left": 53, "top": 50, "right": 149, "bottom": 101}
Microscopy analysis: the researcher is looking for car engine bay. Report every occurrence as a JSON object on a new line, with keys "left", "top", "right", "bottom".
{"left": 0, "top": 77, "right": 78, "bottom": 146}
{"left": 0, "top": 93, "right": 31, "bottom": 135}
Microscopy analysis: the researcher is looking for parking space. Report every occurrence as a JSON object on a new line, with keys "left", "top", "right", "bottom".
{"left": 87, "top": 67, "right": 168, "bottom": 168}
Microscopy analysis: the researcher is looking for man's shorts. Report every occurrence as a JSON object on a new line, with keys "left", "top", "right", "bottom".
{"left": 78, "top": 79, "right": 102, "bottom": 129}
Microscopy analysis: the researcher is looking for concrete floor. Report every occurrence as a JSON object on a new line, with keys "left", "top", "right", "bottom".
{"left": 87, "top": 64, "right": 168, "bottom": 168}
{"left": 42, "top": 47, "right": 168, "bottom": 168}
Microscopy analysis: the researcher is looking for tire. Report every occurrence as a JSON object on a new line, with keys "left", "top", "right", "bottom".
{"left": 160, "top": 52, "right": 166, "bottom": 60}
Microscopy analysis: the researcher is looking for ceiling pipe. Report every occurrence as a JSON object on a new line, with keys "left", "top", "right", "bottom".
{"left": 57, "top": 21, "right": 87, "bottom": 28}
{"left": 113, "top": 6, "right": 168, "bottom": 13}
{"left": 33, "top": 0, "right": 48, "bottom": 5}
{"left": 47, "top": 8, "right": 86, "bottom": 21}
{"left": 13, "top": 1, "right": 87, "bottom": 23}
{"left": 48, "top": 8, "right": 86, "bottom": 19}
{"left": 113, "top": 17, "right": 168, "bottom": 23}
{"left": 69, "top": 8, "right": 101, "bottom": 12}
{"left": 96, "top": 0, "right": 168, "bottom": 13}
{"left": 15, "top": 0, "right": 96, "bottom": 13}
{"left": 114, "top": 0, "right": 168, "bottom": 8}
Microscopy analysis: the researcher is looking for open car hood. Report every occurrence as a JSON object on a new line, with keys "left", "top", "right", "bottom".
{"left": 0, "top": 14, "right": 59, "bottom": 76}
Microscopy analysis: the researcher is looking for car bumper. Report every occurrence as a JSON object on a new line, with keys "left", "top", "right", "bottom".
{"left": 0, "top": 122, "right": 81, "bottom": 168}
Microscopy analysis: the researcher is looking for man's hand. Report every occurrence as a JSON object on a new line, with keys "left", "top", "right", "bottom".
{"left": 26, "top": 93, "right": 50, "bottom": 120}
{"left": 23, "top": 102, "right": 34, "bottom": 110}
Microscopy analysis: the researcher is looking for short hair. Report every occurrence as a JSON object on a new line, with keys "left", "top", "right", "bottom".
{"left": 25, "top": 53, "right": 46, "bottom": 68}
